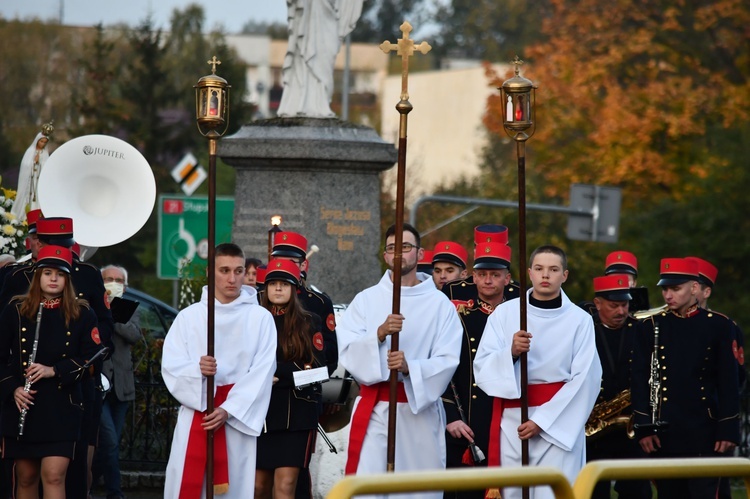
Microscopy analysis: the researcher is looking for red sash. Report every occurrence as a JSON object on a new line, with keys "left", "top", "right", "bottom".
{"left": 486, "top": 382, "right": 565, "bottom": 468}
{"left": 179, "top": 384, "right": 234, "bottom": 499}
{"left": 345, "top": 381, "right": 408, "bottom": 475}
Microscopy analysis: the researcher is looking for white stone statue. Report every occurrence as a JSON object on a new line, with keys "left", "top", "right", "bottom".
{"left": 12, "top": 123, "right": 53, "bottom": 222}
{"left": 278, "top": 0, "right": 364, "bottom": 118}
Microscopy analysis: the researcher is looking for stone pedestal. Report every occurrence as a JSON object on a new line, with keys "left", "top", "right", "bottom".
{"left": 220, "top": 118, "right": 396, "bottom": 303}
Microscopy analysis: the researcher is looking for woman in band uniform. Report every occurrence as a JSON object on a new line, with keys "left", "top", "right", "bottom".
{"left": 255, "top": 259, "right": 326, "bottom": 499}
{"left": 0, "top": 246, "right": 102, "bottom": 499}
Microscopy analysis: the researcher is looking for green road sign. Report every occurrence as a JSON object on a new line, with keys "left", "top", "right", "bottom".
{"left": 157, "top": 195, "right": 235, "bottom": 279}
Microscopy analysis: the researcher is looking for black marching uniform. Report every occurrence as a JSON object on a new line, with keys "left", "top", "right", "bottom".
{"left": 67, "top": 258, "right": 115, "bottom": 499}
{"left": 632, "top": 306, "right": 740, "bottom": 499}
{"left": 297, "top": 282, "right": 337, "bottom": 376}
{"left": 586, "top": 314, "right": 652, "bottom": 499}
{"left": 441, "top": 281, "right": 502, "bottom": 499}
{"left": 0, "top": 300, "right": 102, "bottom": 458}
{"left": 257, "top": 313, "right": 326, "bottom": 469}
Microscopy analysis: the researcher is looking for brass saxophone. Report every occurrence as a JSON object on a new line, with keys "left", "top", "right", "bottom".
{"left": 585, "top": 389, "right": 634, "bottom": 439}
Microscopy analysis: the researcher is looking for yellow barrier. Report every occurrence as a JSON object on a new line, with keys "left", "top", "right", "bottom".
{"left": 327, "top": 466, "right": 575, "bottom": 499}
{"left": 574, "top": 457, "right": 750, "bottom": 498}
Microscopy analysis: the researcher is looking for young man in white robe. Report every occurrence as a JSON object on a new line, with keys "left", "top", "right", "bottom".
{"left": 162, "top": 243, "right": 277, "bottom": 499}
{"left": 474, "top": 245, "right": 602, "bottom": 499}
{"left": 338, "top": 223, "right": 463, "bottom": 499}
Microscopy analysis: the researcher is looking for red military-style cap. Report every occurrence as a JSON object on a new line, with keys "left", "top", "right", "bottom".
{"left": 265, "top": 259, "right": 301, "bottom": 287}
{"left": 26, "top": 209, "right": 43, "bottom": 234}
{"left": 36, "top": 217, "right": 75, "bottom": 247}
{"left": 685, "top": 256, "right": 718, "bottom": 288}
{"left": 604, "top": 250, "right": 638, "bottom": 277}
{"left": 474, "top": 224, "right": 509, "bottom": 245}
{"left": 418, "top": 249, "right": 434, "bottom": 274}
{"left": 593, "top": 274, "right": 632, "bottom": 302}
{"left": 657, "top": 257, "right": 699, "bottom": 286}
{"left": 473, "top": 242, "right": 511, "bottom": 270}
{"left": 255, "top": 264, "right": 267, "bottom": 286}
{"left": 432, "top": 241, "right": 468, "bottom": 269}
{"left": 35, "top": 245, "right": 72, "bottom": 274}
{"left": 271, "top": 231, "right": 307, "bottom": 260}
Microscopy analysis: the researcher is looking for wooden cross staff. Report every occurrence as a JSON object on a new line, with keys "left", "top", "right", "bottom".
{"left": 379, "top": 21, "right": 431, "bottom": 473}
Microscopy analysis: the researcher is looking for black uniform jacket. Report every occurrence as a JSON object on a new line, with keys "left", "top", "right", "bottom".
{"left": 593, "top": 314, "right": 640, "bottom": 405}
{"left": 264, "top": 313, "right": 326, "bottom": 433}
{"left": 0, "top": 260, "right": 114, "bottom": 356}
{"left": 442, "top": 276, "right": 521, "bottom": 308}
{"left": 0, "top": 301, "right": 102, "bottom": 442}
{"left": 441, "top": 284, "right": 504, "bottom": 463}
{"left": 631, "top": 307, "right": 740, "bottom": 454}
{"left": 297, "top": 284, "right": 337, "bottom": 375}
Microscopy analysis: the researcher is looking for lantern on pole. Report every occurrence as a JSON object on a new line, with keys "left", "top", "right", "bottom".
{"left": 193, "top": 55, "right": 231, "bottom": 499}
{"left": 501, "top": 55, "right": 537, "bottom": 499}
{"left": 267, "top": 215, "right": 282, "bottom": 262}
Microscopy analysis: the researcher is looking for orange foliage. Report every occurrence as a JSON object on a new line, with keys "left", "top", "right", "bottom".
{"left": 483, "top": 0, "right": 750, "bottom": 209}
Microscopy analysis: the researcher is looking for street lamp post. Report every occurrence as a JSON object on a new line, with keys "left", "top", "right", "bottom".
{"left": 501, "top": 55, "right": 537, "bottom": 499}
{"left": 194, "top": 55, "right": 230, "bottom": 499}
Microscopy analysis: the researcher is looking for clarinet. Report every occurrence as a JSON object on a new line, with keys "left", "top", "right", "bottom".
{"left": 634, "top": 319, "right": 668, "bottom": 434}
{"left": 18, "top": 302, "right": 44, "bottom": 436}
{"left": 648, "top": 320, "right": 661, "bottom": 426}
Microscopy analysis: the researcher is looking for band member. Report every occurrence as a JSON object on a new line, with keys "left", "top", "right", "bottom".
{"left": 270, "top": 231, "right": 337, "bottom": 499}
{"left": 271, "top": 232, "right": 337, "bottom": 375}
{"left": 162, "top": 243, "right": 277, "bottom": 499}
{"left": 444, "top": 225, "right": 520, "bottom": 307}
{"left": 474, "top": 245, "right": 602, "bottom": 499}
{"left": 442, "top": 242, "right": 511, "bottom": 499}
{"left": 31, "top": 217, "right": 115, "bottom": 499}
{"left": 431, "top": 241, "right": 468, "bottom": 290}
{"left": 585, "top": 275, "right": 651, "bottom": 499}
{"left": 631, "top": 258, "right": 739, "bottom": 499}
{"left": 338, "top": 223, "right": 462, "bottom": 499}
{"left": 256, "top": 260, "right": 326, "bottom": 499}
{"left": 0, "top": 245, "right": 102, "bottom": 499}
{"left": 685, "top": 256, "right": 745, "bottom": 499}
{"left": 604, "top": 250, "right": 650, "bottom": 312}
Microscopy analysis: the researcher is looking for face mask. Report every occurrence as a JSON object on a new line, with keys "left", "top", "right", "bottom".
{"left": 104, "top": 281, "right": 124, "bottom": 301}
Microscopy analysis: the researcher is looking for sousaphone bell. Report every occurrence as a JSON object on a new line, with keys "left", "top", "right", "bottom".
{"left": 37, "top": 135, "right": 156, "bottom": 250}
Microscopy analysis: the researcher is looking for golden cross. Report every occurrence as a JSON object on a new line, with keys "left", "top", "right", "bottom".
{"left": 512, "top": 55, "right": 524, "bottom": 76}
{"left": 207, "top": 56, "right": 222, "bottom": 74}
{"left": 380, "top": 22, "right": 431, "bottom": 101}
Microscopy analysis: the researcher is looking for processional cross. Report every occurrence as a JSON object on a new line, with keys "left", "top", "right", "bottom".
{"left": 379, "top": 21, "right": 431, "bottom": 473}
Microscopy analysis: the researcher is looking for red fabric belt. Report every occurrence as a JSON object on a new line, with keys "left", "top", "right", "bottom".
{"left": 486, "top": 381, "right": 565, "bottom": 468}
{"left": 179, "top": 384, "right": 234, "bottom": 499}
{"left": 345, "top": 381, "right": 408, "bottom": 475}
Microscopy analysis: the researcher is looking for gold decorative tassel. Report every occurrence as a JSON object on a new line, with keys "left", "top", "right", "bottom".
{"left": 214, "top": 483, "right": 229, "bottom": 495}
{"left": 485, "top": 488, "right": 502, "bottom": 499}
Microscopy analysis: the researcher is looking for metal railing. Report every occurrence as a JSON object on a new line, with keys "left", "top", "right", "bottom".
{"left": 327, "top": 458, "right": 750, "bottom": 499}
{"left": 574, "top": 457, "right": 750, "bottom": 499}
{"left": 328, "top": 467, "right": 575, "bottom": 499}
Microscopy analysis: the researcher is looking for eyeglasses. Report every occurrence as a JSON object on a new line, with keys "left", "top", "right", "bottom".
{"left": 384, "top": 243, "right": 419, "bottom": 254}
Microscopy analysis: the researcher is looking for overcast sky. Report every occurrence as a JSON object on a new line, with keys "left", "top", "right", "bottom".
{"left": 0, "top": 0, "right": 288, "bottom": 33}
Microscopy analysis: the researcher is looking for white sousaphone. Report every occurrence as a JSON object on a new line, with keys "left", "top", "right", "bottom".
{"left": 37, "top": 134, "right": 156, "bottom": 256}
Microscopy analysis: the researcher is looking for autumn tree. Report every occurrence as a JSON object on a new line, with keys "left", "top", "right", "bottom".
{"left": 475, "top": 0, "right": 750, "bottom": 321}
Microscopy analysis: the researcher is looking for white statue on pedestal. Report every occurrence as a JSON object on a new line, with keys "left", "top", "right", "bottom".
{"left": 278, "top": 0, "right": 363, "bottom": 118}
{"left": 12, "top": 123, "right": 53, "bottom": 222}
